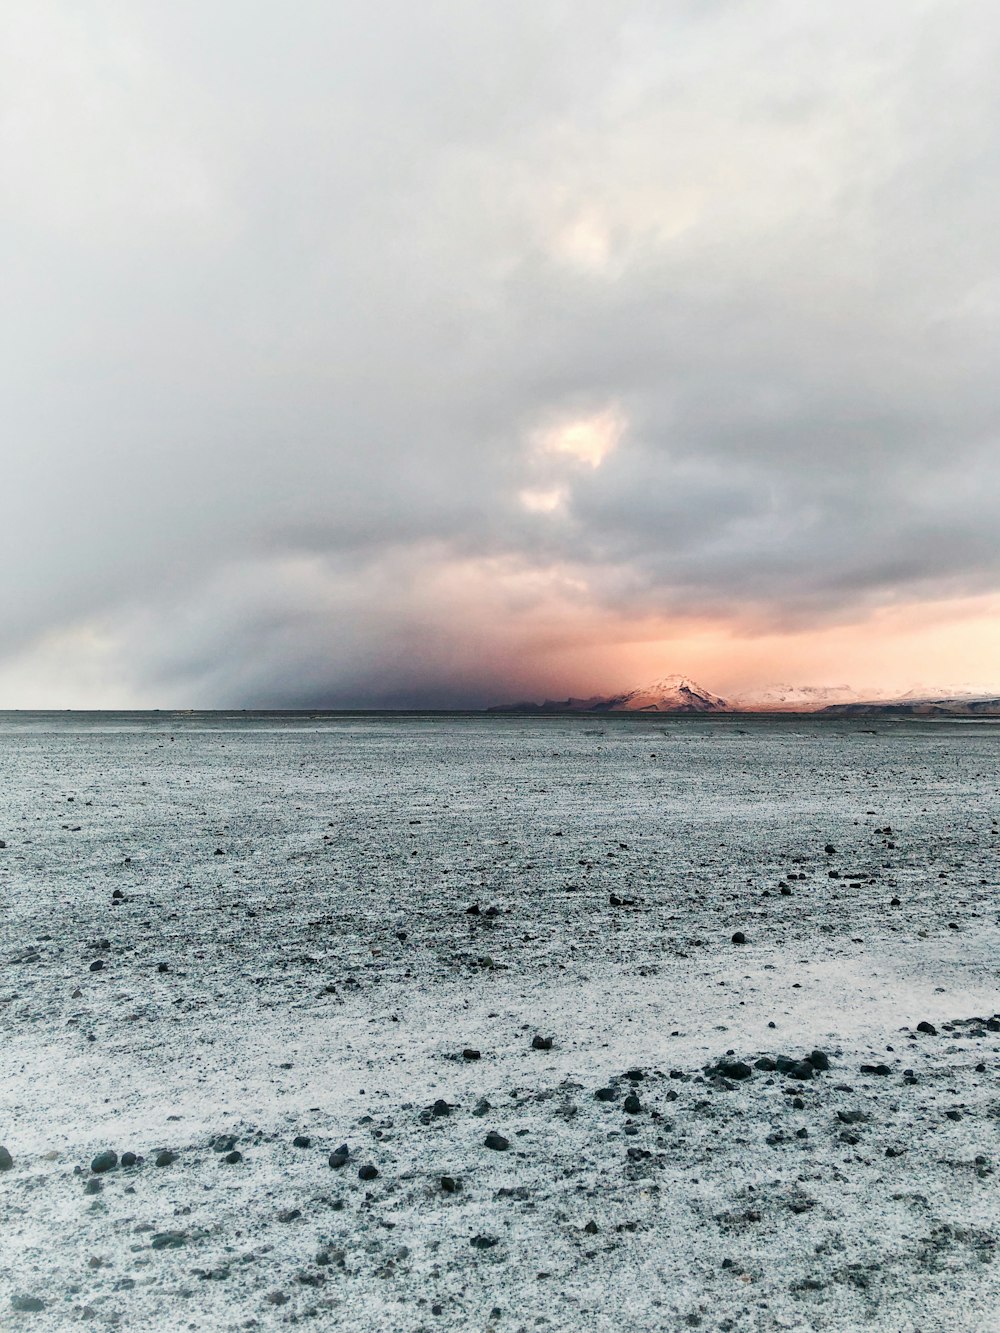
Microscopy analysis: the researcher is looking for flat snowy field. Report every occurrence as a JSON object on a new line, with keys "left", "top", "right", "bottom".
{"left": 0, "top": 712, "right": 998, "bottom": 1332}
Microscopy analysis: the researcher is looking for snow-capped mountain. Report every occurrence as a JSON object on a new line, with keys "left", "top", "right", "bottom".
{"left": 598, "top": 675, "right": 727, "bottom": 713}
{"left": 488, "top": 675, "right": 727, "bottom": 713}
{"left": 729, "top": 684, "right": 863, "bottom": 711}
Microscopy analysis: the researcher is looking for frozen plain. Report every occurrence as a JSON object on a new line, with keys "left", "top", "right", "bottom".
{"left": 0, "top": 711, "right": 998, "bottom": 1332}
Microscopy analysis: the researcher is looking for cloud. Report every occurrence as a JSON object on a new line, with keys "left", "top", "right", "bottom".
{"left": 2, "top": 1, "right": 999, "bottom": 704}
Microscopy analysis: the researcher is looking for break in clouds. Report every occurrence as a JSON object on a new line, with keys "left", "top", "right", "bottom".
{"left": 3, "top": 1, "right": 1000, "bottom": 706}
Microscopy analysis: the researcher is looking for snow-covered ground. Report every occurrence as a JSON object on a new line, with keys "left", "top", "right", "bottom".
{"left": 0, "top": 712, "right": 998, "bottom": 1330}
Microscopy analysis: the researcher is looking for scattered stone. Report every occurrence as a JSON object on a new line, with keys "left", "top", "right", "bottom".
{"left": 471, "top": 1098, "right": 492, "bottom": 1118}
{"left": 84, "top": 1179, "right": 103, "bottom": 1195}
{"left": 441, "top": 1176, "right": 459, "bottom": 1193}
{"left": 155, "top": 1150, "right": 177, "bottom": 1168}
{"left": 292, "top": 1135, "right": 311, "bottom": 1148}
{"left": 222, "top": 1150, "right": 242, "bottom": 1165}
{"left": 484, "top": 1132, "right": 510, "bottom": 1152}
{"left": 89, "top": 960, "right": 105, "bottom": 973}
{"left": 120, "top": 1152, "right": 137, "bottom": 1168}
{"left": 731, "top": 932, "right": 747, "bottom": 945}
{"left": 808, "top": 1050, "right": 830, "bottom": 1071}
{"left": 714, "top": 1059, "right": 752, "bottom": 1081}
{"left": 471, "top": 1235, "right": 498, "bottom": 1249}
{"left": 916, "top": 1021, "right": 938, "bottom": 1036}
{"left": 462, "top": 1048, "right": 481, "bottom": 1061}
{"left": 595, "top": 1087, "right": 617, "bottom": 1102}
{"left": 583, "top": 1220, "right": 599, "bottom": 1235}
{"left": 624, "top": 1093, "right": 642, "bottom": 1114}
{"left": 431, "top": 1099, "right": 451, "bottom": 1117}
{"left": 358, "top": 1163, "right": 379, "bottom": 1181}
{"left": 11, "top": 1296, "right": 45, "bottom": 1313}
{"left": 531, "top": 1035, "right": 553, "bottom": 1051}
{"left": 0, "top": 1145, "right": 12, "bottom": 1171}
{"left": 91, "top": 1150, "right": 118, "bottom": 1174}
{"left": 278, "top": 1208, "right": 302, "bottom": 1222}
{"left": 328, "top": 1145, "right": 349, "bottom": 1169}
{"left": 157, "top": 962, "right": 169, "bottom": 973}
{"left": 860, "top": 1063, "right": 892, "bottom": 1077}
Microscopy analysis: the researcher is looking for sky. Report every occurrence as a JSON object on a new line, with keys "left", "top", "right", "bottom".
{"left": 2, "top": 0, "right": 1000, "bottom": 707}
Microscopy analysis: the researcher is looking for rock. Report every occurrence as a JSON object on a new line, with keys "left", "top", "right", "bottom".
{"left": 441, "top": 1175, "right": 459, "bottom": 1193}
{"left": 754, "top": 1057, "right": 777, "bottom": 1072}
{"left": 222, "top": 1150, "right": 242, "bottom": 1165}
{"left": 89, "top": 960, "right": 104, "bottom": 972}
{"left": 462, "top": 1048, "right": 481, "bottom": 1061}
{"left": 916, "top": 1021, "right": 937, "bottom": 1036}
{"left": 583, "top": 1220, "right": 599, "bottom": 1235}
{"left": 431, "top": 1100, "right": 451, "bottom": 1117}
{"left": 595, "top": 1087, "right": 617, "bottom": 1102}
{"left": 328, "top": 1146, "right": 350, "bottom": 1169}
{"left": 484, "top": 1132, "right": 510, "bottom": 1151}
{"left": 151, "top": 1231, "right": 187, "bottom": 1249}
{"left": 860, "top": 1063, "right": 892, "bottom": 1076}
{"left": 825, "top": 844, "right": 836, "bottom": 854}
{"left": 211, "top": 1135, "right": 237, "bottom": 1153}
{"left": 531, "top": 1035, "right": 553, "bottom": 1051}
{"left": 11, "top": 1296, "right": 45, "bottom": 1312}
{"left": 471, "top": 1235, "right": 498, "bottom": 1249}
{"left": 157, "top": 962, "right": 169, "bottom": 973}
{"left": 120, "top": 1152, "right": 137, "bottom": 1168}
{"left": 155, "top": 1150, "right": 177, "bottom": 1167}
{"left": 277, "top": 1208, "right": 302, "bottom": 1222}
{"left": 358, "top": 1163, "right": 379, "bottom": 1181}
{"left": 84, "top": 1179, "right": 103, "bottom": 1195}
{"left": 91, "top": 1150, "right": 118, "bottom": 1174}
{"left": 292, "top": 1135, "right": 311, "bottom": 1148}
{"left": 266, "top": 1291, "right": 289, "bottom": 1306}
{"left": 837, "top": 1109, "right": 868, "bottom": 1125}
{"left": 731, "top": 932, "right": 747, "bottom": 945}
{"left": 471, "top": 1098, "right": 492, "bottom": 1118}
{"left": 623, "top": 1093, "right": 642, "bottom": 1114}
{"left": 808, "top": 1050, "right": 830, "bottom": 1071}
{"left": 0, "top": 1145, "right": 12, "bottom": 1171}
{"left": 713, "top": 1059, "right": 753, "bottom": 1081}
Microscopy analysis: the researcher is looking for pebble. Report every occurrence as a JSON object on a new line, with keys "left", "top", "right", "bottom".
{"left": 623, "top": 1093, "right": 642, "bottom": 1114}
{"left": 595, "top": 1087, "right": 617, "bottom": 1102}
{"left": 11, "top": 1296, "right": 45, "bottom": 1313}
{"left": 916, "top": 1021, "right": 938, "bottom": 1036}
{"left": 471, "top": 1235, "right": 498, "bottom": 1249}
{"left": 431, "top": 1099, "right": 451, "bottom": 1117}
{"left": 484, "top": 1132, "right": 510, "bottom": 1151}
{"left": 531, "top": 1035, "right": 553, "bottom": 1051}
{"left": 462, "top": 1048, "right": 481, "bottom": 1061}
{"left": 0, "top": 1145, "right": 12, "bottom": 1171}
{"left": 358, "top": 1163, "right": 379, "bottom": 1181}
{"left": 328, "top": 1145, "right": 350, "bottom": 1169}
{"left": 441, "top": 1175, "right": 459, "bottom": 1193}
{"left": 222, "top": 1150, "right": 242, "bottom": 1165}
{"left": 155, "top": 1150, "right": 177, "bottom": 1167}
{"left": 91, "top": 1150, "right": 118, "bottom": 1174}
{"left": 731, "top": 932, "right": 747, "bottom": 945}
{"left": 120, "top": 1152, "right": 137, "bottom": 1168}
{"left": 292, "top": 1135, "right": 312, "bottom": 1148}
{"left": 89, "top": 960, "right": 105, "bottom": 972}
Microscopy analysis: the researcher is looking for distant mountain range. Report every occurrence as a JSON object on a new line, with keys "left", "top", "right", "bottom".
{"left": 488, "top": 675, "right": 1000, "bottom": 716}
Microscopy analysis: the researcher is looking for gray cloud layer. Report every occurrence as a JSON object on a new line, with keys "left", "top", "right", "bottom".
{"left": 3, "top": 1, "right": 999, "bottom": 704}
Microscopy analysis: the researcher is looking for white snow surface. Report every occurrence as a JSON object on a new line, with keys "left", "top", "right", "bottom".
{"left": 1, "top": 711, "right": 999, "bottom": 1331}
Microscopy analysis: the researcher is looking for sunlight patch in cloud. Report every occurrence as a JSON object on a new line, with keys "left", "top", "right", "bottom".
{"left": 534, "top": 406, "right": 626, "bottom": 470}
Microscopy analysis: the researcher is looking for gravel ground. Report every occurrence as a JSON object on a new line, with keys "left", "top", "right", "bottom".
{"left": 0, "top": 711, "right": 998, "bottom": 1331}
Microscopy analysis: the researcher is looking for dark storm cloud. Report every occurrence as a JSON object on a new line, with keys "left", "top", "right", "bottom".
{"left": 2, "top": 0, "right": 999, "bottom": 703}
